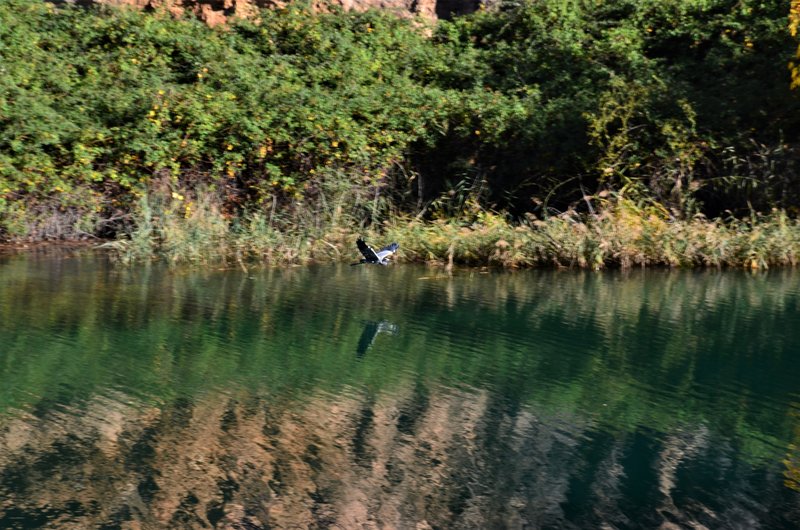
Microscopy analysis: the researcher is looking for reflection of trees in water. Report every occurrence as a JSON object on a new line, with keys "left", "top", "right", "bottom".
{"left": 1, "top": 257, "right": 800, "bottom": 526}
{"left": 786, "top": 407, "right": 800, "bottom": 493}
{"left": 1, "top": 385, "right": 799, "bottom": 528}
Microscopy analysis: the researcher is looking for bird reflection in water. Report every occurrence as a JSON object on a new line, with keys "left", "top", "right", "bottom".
{"left": 356, "top": 320, "right": 399, "bottom": 359}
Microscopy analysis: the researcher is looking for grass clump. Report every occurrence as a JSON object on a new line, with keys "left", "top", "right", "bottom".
{"left": 105, "top": 183, "right": 385, "bottom": 266}
{"left": 107, "top": 186, "right": 800, "bottom": 270}
{"left": 386, "top": 197, "right": 800, "bottom": 270}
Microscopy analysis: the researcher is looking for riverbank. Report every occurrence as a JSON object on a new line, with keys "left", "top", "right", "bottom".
{"left": 0, "top": 240, "right": 97, "bottom": 255}
{"left": 15, "top": 196, "right": 785, "bottom": 270}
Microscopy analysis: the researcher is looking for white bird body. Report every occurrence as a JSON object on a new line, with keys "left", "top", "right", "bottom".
{"left": 352, "top": 238, "right": 399, "bottom": 266}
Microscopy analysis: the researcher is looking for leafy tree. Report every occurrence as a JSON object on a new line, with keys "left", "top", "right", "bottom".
{"left": 0, "top": 0, "right": 798, "bottom": 242}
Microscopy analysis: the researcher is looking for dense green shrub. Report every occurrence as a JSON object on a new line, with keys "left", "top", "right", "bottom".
{"left": 422, "top": 0, "right": 800, "bottom": 215}
{"left": 0, "top": 1, "right": 461, "bottom": 238}
{"left": 1, "top": 0, "right": 798, "bottom": 263}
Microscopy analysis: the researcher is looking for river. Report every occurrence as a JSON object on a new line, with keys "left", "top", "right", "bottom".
{"left": 1, "top": 252, "right": 799, "bottom": 528}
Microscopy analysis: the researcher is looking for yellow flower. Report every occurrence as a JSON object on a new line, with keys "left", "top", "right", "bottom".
{"left": 171, "top": 192, "right": 184, "bottom": 201}
{"left": 331, "top": 140, "right": 339, "bottom": 147}
{"left": 474, "top": 130, "right": 481, "bottom": 136}
{"left": 226, "top": 144, "right": 234, "bottom": 151}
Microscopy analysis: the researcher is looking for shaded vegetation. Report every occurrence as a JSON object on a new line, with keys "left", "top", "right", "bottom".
{"left": 1, "top": 0, "right": 799, "bottom": 266}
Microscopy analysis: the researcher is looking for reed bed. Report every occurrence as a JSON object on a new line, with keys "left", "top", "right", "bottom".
{"left": 105, "top": 190, "right": 800, "bottom": 270}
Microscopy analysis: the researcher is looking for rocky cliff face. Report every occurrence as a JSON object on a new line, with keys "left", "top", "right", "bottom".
{"left": 3, "top": 383, "right": 784, "bottom": 529}
{"left": 61, "top": 0, "right": 484, "bottom": 26}
{"left": 0, "top": 385, "right": 589, "bottom": 528}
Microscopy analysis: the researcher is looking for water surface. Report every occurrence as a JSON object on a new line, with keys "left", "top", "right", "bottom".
{"left": 1, "top": 253, "right": 799, "bottom": 528}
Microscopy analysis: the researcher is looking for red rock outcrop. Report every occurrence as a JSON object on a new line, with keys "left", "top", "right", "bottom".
{"left": 68, "top": 0, "right": 483, "bottom": 26}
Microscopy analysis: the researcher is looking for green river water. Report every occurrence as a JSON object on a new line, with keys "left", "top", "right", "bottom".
{"left": 0, "top": 252, "right": 799, "bottom": 528}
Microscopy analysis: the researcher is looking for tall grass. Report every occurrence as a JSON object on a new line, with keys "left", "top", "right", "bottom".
{"left": 105, "top": 182, "right": 386, "bottom": 267}
{"left": 106, "top": 189, "right": 800, "bottom": 270}
{"left": 389, "top": 199, "right": 800, "bottom": 270}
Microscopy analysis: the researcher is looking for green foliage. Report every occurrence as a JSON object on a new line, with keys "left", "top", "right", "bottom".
{"left": 425, "top": 0, "right": 800, "bottom": 214}
{"left": 1, "top": 0, "right": 799, "bottom": 262}
{"left": 0, "top": 1, "right": 455, "bottom": 238}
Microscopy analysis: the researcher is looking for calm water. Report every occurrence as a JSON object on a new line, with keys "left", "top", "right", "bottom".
{"left": 1, "top": 252, "right": 799, "bottom": 529}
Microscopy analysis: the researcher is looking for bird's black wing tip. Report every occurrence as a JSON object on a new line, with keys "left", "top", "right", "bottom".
{"left": 356, "top": 237, "right": 378, "bottom": 261}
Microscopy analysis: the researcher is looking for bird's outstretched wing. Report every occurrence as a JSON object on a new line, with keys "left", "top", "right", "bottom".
{"left": 376, "top": 242, "right": 399, "bottom": 260}
{"left": 356, "top": 238, "right": 379, "bottom": 262}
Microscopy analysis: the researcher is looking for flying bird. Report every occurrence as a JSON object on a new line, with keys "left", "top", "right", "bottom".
{"left": 351, "top": 238, "right": 399, "bottom": 266}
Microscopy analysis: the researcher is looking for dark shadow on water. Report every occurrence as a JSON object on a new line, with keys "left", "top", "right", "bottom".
{"left": 355, "top": 320, "right": 399, "bottom": 359}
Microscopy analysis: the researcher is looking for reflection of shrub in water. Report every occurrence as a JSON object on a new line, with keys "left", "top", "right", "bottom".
{"left": 785, "top": 408, "right": 800, "bottom": 492}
